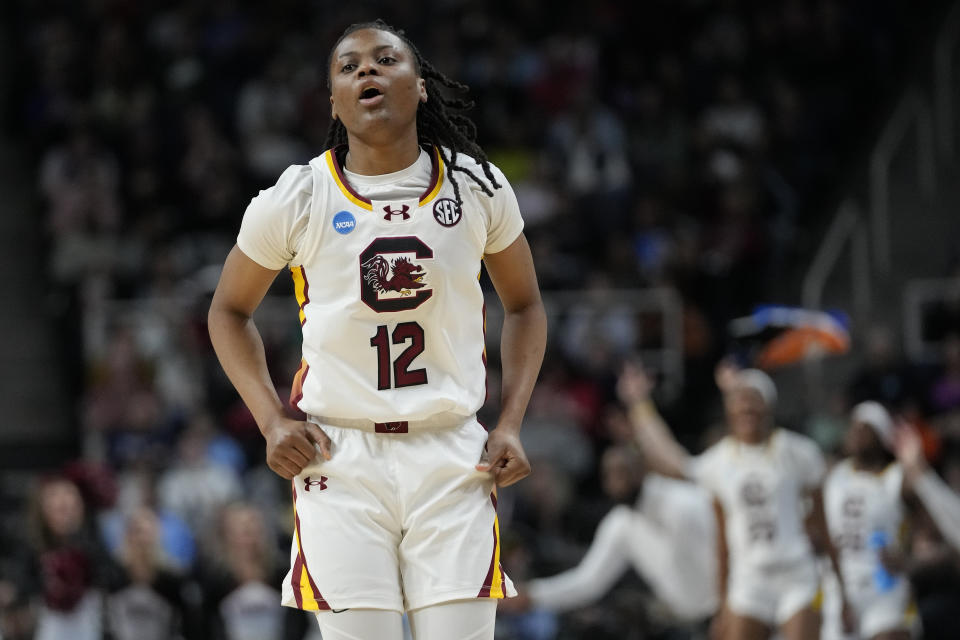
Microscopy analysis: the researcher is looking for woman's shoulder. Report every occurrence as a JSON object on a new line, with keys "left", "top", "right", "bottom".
{"left": 774, "top": 427, "right": 821, "bottom": 455}
{"left": 270, "top": 163, "right": 315, "bottom": 199}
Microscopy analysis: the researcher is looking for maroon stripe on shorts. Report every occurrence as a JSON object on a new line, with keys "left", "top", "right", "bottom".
{"left": 291, "top": 550, "right": 304, "bottom": 608}
{"left": 477, "top": 492, "right": 498, "bottom": 598}
{"left": 290, "top": 479, "right": 305, "bottom": 609}
{"left": 292, "top": 484, "right": 331, "bottom": 610}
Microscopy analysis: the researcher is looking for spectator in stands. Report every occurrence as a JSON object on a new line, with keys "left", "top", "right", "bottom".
{"left": 39, "top": 127, "right": 123, "bottom": 291}
{"left": 235, "top": 55, "right": 310, "bottom": 181}
{"left": 101, "top": 468, "right": 198, "bottom": 572}
{"left": 24, "top": 476, "right": 119, "bottom": 640}
{"left": 105, "top": 507, "right": 193, "bottom": 640}
{"left": 929, "top": 333, "right": 960, "bottom": 415}
{"left": 83, "top": 328, "right": 165, "bottom": 468}
{"left": 195, "top": 503, "right": 301, "bottom": 640}
{"left": 848, "top": 326, "right": 917, "bottom": 410}
{"left": 157, "top": 422, "right": 242, "bottom": 536}
{"left": 699, "top": 75, "right": 767, "bottom": 152}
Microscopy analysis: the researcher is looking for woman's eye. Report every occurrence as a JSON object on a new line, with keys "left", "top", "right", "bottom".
{"left": 379, "top": 57, "right": 395, "bottom": 64}
{"left": 341, "top": 64, "right": 356, "bottom": 72}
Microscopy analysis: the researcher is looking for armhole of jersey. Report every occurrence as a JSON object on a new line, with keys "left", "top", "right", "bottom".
{"left": 463, "top": 174, "right": 491, "bottom": 256}
{"left": 888, "top": 463, "right": 905, "bottom": 499}
{"left": 296, "top": 161, "right": 327, "bottom": 265}
{"left": 687, "top": 442, "right": 720, "bottom": 487}
{"left": 823, "top": 463, "right": 837, "bottom": 492}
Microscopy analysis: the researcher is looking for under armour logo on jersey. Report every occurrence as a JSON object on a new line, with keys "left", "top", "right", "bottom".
{"left": 304, "top": 476, "right": 328, "bottom": 491}
{"left": 383, "top": 204, "right": 411, "bottom": 221}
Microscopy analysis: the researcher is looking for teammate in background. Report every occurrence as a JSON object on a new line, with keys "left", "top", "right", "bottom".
{"left": 501, "top": 445, "right": 717, "bottom": 632}
{"left": 208, "top": 19, "right": 546, "bottom": 640}
{"left": 821, "top": 401, "right": 924, "bottom": 640}
{"left": 618, "top": 361, "right": 853, "bottom": 640}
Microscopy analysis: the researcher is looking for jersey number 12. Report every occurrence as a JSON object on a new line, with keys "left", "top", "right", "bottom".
{"left": 370, "top": 322, "right": 427, "bottom": 390}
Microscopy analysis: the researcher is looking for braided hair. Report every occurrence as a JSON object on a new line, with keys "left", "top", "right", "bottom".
{"left": 324, "top": 19, "right": 501, "bottom": 209}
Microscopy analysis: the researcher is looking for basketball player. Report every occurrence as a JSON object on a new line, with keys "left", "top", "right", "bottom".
{"left": 821, "top": 401, "right": 920, "bottom": 640}
{"left": 618, "top": 362, "right": 854, "bottom": 640}
{"left": 504, "top": 445, "right": 718, "bottom": 627}
{"left": 207, "top": 20, "right": 547, "bottom": 640}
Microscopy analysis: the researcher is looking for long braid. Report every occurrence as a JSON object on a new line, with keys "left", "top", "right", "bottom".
{"left": 324, "top": 19, "right": 502, "bottom": 209}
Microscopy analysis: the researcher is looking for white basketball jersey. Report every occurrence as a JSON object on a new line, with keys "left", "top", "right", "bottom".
{"left": 824, "top": 459, "right": 904, "bottom": 586}
{"left": 237, "top": 146, "right": 522, "bottom": 426}
{"left": 688, "top": 429, "right": 826, "bottom": 572}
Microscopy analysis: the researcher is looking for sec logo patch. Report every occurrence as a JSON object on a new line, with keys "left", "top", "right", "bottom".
{"left": 332, "top": 210, "right": 356, "bottom": 234}
{"left": 433, "top": 198, "right": 461, "bottom": 227}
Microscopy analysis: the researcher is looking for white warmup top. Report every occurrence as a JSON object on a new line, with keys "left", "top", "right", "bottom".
{"left": 527, "top": 474, "right": 718, "bottom": 621}
{"left": 237, "top": 146, "right": 523, "bottom": 425}
{"left": 823, "top": 459, "right": 905, "bottom": 593}
{"left": 687, "top": 429, "right": 826, "bottom": 574}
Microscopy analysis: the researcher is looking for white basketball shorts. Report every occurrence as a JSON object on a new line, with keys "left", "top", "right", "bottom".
{"left": 821, "top": 570, "right": 918, "bottom": 640}
{"left": 726, "top": 556, "right": 820, "bottom": 626}
{"left": 280, "top": 416, "right": 516, "bottom": 613}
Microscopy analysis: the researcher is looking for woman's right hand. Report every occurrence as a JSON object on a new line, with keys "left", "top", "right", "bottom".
{"left": 714, "top": 356, "right": 741, "bottom": 393}
{"left": 617, "top": 360, "right": 653, "bottom": 406}
{"left": 264, "top": 417, "right": 332, "bottom": 479}
{"left": 894, "top": 422, "right": 928, "bottom": 484}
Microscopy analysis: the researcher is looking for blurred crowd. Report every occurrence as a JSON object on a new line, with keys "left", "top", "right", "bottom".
{"left": 2, "top": 0, "right": 960, "bottom": 639}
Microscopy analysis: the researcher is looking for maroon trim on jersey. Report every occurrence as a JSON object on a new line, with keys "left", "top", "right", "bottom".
{"left": 477, "top": 492, "right": 499, "bottom": 598}
{"left": 482, "top": 302, "right": 489, "bottom": 407}
{"left": 299, "top": 266, "right": 311, "bottom": 327}
{"left": 289, "top": 363, "right": 310, "bottom": 412}
{"left": 330, "top": 144, "right": 442, "bottom": 204}
{"left": 292, "top": 484, "right": 331, "bottom": 611}
{"left": 424, "top": 145, "right": 441, "bottom": 200}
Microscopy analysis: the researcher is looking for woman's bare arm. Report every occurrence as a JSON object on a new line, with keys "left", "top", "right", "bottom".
{"left": 208, "top": 246, "right": 330, "bottom": 479}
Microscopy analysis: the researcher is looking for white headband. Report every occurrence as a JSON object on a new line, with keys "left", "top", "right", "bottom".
{"left": 735, "top": 369, "right": 777, "bottom": 408}
{"left": 851, "top": 401, "right": 894, "bottom": 448}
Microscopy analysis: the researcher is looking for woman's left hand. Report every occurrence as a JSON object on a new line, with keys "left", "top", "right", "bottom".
{"left": 477, "top": 427, "right": 531, "bottom": 487}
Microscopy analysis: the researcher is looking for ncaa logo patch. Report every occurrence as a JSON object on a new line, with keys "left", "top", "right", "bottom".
{"left": 433, "top": 198, "right": 461, "bottom": 227}
{"left": 332, "top": 210, "right": 356, "bottom": 235}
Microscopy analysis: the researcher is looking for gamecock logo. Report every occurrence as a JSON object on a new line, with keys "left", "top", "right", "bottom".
{"left": 359, "top": 236, "right": 434, "bottom": 312}
{"left": 362, "top": 256, "right": 426, "bottom": 296}
{"left": 740, "top": 475, "right": 769, "bottom": 507}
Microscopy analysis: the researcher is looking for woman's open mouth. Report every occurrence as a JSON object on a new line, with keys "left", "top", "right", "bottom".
{"left": 359, "top": 86, "right": 384, "bottom": 106}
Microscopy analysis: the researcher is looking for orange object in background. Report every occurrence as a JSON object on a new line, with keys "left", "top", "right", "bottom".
{"left": 755, "top": 326, "right": 851, "bottom": 370}
{"left": 729, "top": 306, "right": 851, "bottom": 370}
